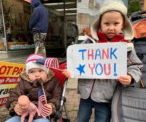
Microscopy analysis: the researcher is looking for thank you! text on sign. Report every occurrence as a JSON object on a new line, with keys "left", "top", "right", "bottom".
{"left": 67, "top": 42, "right": 127, "bottom": 79}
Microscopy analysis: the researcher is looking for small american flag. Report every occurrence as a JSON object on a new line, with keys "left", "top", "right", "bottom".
{"left": 38, "top": 88, "right": 49, "bottom": 118}
{"left": 44, "top": 58, "right": 59, "bottom": 69}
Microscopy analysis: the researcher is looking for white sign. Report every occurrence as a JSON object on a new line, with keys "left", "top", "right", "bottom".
{"left": 67, "top": 42, "right": 127, "bottom": 79}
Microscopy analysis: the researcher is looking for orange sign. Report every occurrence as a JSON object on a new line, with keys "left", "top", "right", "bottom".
{"left": 133, "top": 19, "right": 146, "bottom": 38}
{"left": 0, "top": 62, "right": 25, "bottom": 106}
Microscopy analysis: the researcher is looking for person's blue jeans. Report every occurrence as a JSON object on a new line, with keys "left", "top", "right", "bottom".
{"left": 77, "top": 98, "right": 111, "bottom": 122}
{"left": 5, "top": 116, "right": 50, "bottom": 122}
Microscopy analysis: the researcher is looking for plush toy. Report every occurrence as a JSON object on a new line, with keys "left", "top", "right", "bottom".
{"left": 18, "top": 95, "right": 40, "bottom": 122}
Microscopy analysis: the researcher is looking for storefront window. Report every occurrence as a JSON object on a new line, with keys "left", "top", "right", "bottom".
{"left": 46, "top": 13, "right": 65, "bottom": 49}
{"left": 1, "top": 0, "right": 75, "bottom": 52}
{"left": 0, "top": 1, "right": 6, "bottom": 51}
{"left": 2, "top": 0, "right": 33, "bottom": 51}
{"left": 2, "top": 0, "right": 66, "bottom": 51}
{"left": 0, "top": 5, "right": 4, "bottom": 37}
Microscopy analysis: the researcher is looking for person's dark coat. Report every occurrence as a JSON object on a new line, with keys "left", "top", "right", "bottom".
{"left": 29, "top": 0, "right": 49, "bottom": 33}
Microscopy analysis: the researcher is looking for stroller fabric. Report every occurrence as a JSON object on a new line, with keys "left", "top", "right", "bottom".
{"left": 111, "top": 86, "right": 146, "bottom": 122}
{"left": 133, "top": 40, "right": 146, "bottom": 86}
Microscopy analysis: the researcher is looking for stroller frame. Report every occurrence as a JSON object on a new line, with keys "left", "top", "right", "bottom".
{"left": 52, "top": 80, "right": 70, "bottom": 122}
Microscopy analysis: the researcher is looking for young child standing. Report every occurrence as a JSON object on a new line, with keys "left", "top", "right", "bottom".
{"left": 5, "top": 54, "right": 62, "bottom": 122}
{"left": 77, "top": 1, "right": 143, "bottom": 122}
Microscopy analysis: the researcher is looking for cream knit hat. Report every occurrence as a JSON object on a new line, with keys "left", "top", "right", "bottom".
{"left": 25, "top": 54, "right": 48, "bottom": 74}
{"left": 91, "top": 1, "right": 134, "bottom": 40}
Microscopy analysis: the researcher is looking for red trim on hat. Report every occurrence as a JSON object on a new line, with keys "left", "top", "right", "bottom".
{"left": 25, "top": 54, "right": 45, "bottom": 64}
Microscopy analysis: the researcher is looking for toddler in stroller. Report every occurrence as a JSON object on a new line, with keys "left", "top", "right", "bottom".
{"left": 5, "top": 54, "right": 70, "bottom": 122}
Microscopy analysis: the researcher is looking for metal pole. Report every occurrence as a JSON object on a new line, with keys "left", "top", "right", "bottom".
{"left": 63, "top": 0, "right": 67, "bottom": 49}
{"left": 1, "top": 0, "right": 8, "bottom": 51}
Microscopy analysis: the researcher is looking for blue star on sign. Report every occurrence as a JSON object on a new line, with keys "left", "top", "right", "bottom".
{"left": 76, "top": 64, "right": 85, "bottom": 75}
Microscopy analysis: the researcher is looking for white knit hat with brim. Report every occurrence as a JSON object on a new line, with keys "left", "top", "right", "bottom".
{"left": 25, "top": 54, "right": 48, "bottom": 74}
{"left": 26, "top": 62, "right": 48, "bottom": 74}
{"left": 91, "top": 1, "right": 134, "bottom": 40}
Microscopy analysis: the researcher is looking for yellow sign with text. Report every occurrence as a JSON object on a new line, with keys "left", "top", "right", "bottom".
{"left": 0, "top": 62, "right": 25, "bottom": 106}
{"left": 0, "top": 62, "right": 25, "bottom": 77}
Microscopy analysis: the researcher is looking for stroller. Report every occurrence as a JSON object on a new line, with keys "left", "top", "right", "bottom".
{"left": 36, "top": 58, "right": 70, "bottom": 122}
{"left": 111, "top": 11, "right": 146, "bottom": 122}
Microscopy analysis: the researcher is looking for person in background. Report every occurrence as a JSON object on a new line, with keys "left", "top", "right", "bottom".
{"left": 77, "top": 1, "right": 143, "bottom": 122}
{"left": 66, "top": 22, "right": 78, "bottom": 47}
{"left": 25, "top": 0, "right": 49, "bottom": 56}
{"left": 5, "top": 54, "right": 62, "bottom": 122}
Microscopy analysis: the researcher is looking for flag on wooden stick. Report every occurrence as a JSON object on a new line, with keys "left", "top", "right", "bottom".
{"left": 38, "top": 88, "right": 49, "bottom": 118}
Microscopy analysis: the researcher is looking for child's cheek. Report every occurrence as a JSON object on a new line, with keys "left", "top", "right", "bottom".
{"left": 28, "top": 74, "right": 36, "bottom": 81}
{"left": 41, "top": 74, "right": 48, "bottom": 82}
{"left": 42, "top": 76, "right": 48, "bottom": 81}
